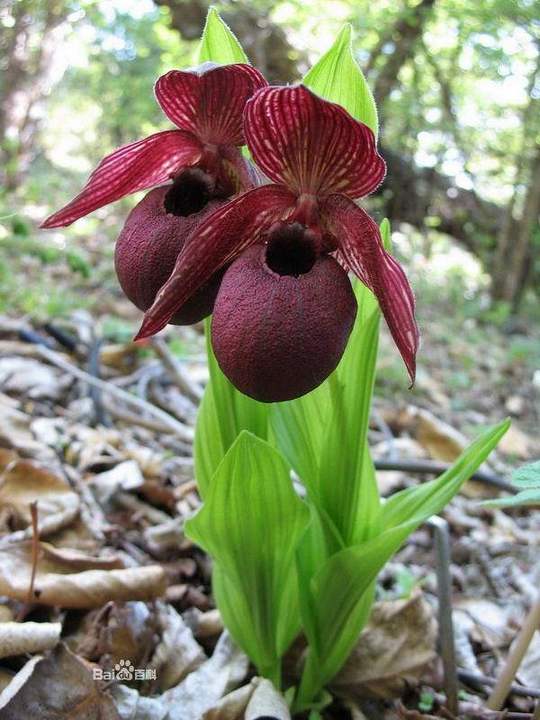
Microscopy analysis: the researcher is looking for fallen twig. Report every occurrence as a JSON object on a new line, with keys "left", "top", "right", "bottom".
{"left": 151, "top": 337, "right": 204, "bottom": 404}
{"left": 458, "top": 669, "right": 540, "bottom": 699}
{"left": 33, "top": 344, "right": 194, "bottom": 442}
{"left": 374, "top": 458, "right": 516, "bottom": 494}
{"left": 487, "top": 594, "right": 540, "bottom": 710}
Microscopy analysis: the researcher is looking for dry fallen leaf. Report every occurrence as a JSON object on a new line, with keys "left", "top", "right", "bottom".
{"left": 149, "top": 602, "right": 206, "bottom": 690}
{"left": 88, "top": 460, "right": 145, "bottom": 507}
{"left": 0, "top": 449, "right": 80, "bottom": 539}
{"left": 331, "top": 591, "right": 438, "bottom": 700}
{"left": 0, "top": 643, "right": 120, "bottom": 719}
{"left": 401, "top": 406, "right": 467, "bottom": 462}
{"left": 202, "top": 681, "right": 257, "bottom": 720}
{"left": 245, "top": 678, "right": 291, "bottom": 720}
{"left": 160, "top": 631, "right": 249, "bottom": 720}
{"left": 0, "top": 357, "right": 69, "bottom": 401}
{"left": 74, "top": 601, "right": 155, "bottom": 670}
{"left": 0, "top": 621, "right": 61, "bottom": 659}
{"left": 111, "top": 684, "right": 168, "bottom": 720}
{"left": 497, "top": 424, "right": 536, "bottom": 459}
{"left": 0, "top": 541, "right": 166, "bottom": 608}
{"left": 0, "top": 395, "right": 57, "bottom": 461}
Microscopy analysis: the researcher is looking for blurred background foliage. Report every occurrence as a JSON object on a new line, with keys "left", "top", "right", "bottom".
{"left": 0, "top": 0, "right": 539, "bottom": 328}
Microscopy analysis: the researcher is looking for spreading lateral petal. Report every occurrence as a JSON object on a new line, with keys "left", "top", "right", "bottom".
{"left": 41, "top": 130, "right": 202, "bottom": 228}
{"left": 135, "top": 184, "right": 295, "bottom": 339}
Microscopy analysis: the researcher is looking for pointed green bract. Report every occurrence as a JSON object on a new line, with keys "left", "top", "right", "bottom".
{"left": 303, "top": 24, "right": 378, "bottom": 138}
{"left": 186, "top": 431, "right": 309, "bottom": 684}
{"left": 197, "top": 7, "right": 248, "bottom": 65}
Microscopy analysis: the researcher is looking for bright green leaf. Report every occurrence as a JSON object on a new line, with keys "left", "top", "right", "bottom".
{"left": 195, "top": 321, "right": 269, "bottom": 497}
{"left": 381, "top": 419, "right": 510, "bottom": 530}
{"left": 316, "top": 273, "right": 382, "bottom": 545}
{"left": 303, "top": 24, "right": 378, "bottom": 138}
{"left": 294, "top": 418, "right": 510, "bottom": 709}
{"left": 186, "top": 431, "right": 309, "bottom": 683}
{"left": 197, "top": 7, "right": 248, "bottom": 65}
{"left": 271, "top": 381, "right": 331, "bottom": 491}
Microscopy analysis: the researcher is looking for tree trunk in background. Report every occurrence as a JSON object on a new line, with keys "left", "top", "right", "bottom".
{"left": 0, "top": 0, "right": 69, "bottom": 192}
{"left": 371, "top": 0, "right": 436, "bottom": 109}
{"left": 491, "top": 52, "right": 540, "bottom": 308}
{"left": 500, "top": 146, "right": 540, "bottom": 311}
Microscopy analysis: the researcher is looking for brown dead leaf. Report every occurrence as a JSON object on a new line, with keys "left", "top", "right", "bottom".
{"left": 202, "top": 681, "right": 257, "bottom": 720}
{"left": 160, "top": 631, "right": 249, "bottom": 720}
{"left": 0, "top": 449, "right": 80, "bottom": 538}
{"left": 150, "top": 602, "right": 206, "bottom": 690}
{"left": 453, "top": 598, "right": 512, "bottom": 649}
{"left": 75, "top": 601, "right": 154, "bottom": 671}
{"left": 331, "top": 591, "right": 438, "bottom": 700}
{"left": 0, "top": 356, "right": 69, "bottom": 401}
{"left": 497, "top": 424, "right": 535, "bottom": 459}
{"left": 0, "top": 541, "right": 166, "bottom": 608}
{"left": 88, "top": 460, "right": 145, "bottom": 506}
{"left": 0, "top": 643, "right": 120, "bottom": 719}
{"left": 110, "top": 684, "right": 168, "bottom": 719}
{"left": 0, "top": 621, "right": 61, "bottom": 659}
{"left": 0, "top": 394, "right": 56, "bottom": 460}
{"left": 401, "top": 406, "right": 467, "bottom": 462}
{"left": 245, "top": 678, "right": 291, "bottom": 720}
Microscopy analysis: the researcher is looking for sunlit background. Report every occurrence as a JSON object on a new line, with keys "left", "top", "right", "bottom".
{"left": 1, "top": 0, "right": 539, "bottom": 420}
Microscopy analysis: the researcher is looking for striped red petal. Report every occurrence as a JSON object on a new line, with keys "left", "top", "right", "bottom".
{"left": 41, "top": 130, "right": 202, "bottom": 228}
{"left": 245, "top": 85, "right": 386, "bottom": 199}
{"left": 322, "top": 194, "right": 419, "bottom": 383}
{"left": 155, "top": 63, "right": 267, "bottom": 146}
{"left": 135, "top": 184, "right": 295, "bottom": 339}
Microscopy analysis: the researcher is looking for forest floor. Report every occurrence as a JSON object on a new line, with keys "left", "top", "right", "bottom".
{"left": 0, "top": 225, "right": 539, "bottom": 719}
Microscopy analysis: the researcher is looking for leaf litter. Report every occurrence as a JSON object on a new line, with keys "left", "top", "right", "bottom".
{"left": 0, "top": 312, "right": 538, "bottom": 719}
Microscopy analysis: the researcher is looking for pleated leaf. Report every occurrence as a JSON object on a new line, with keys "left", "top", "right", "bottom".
{"left": 186, "top": 431, "right": 309, "bottom": 682}
{"left": 295, "top": 419, "right": 509, "bottom": 709}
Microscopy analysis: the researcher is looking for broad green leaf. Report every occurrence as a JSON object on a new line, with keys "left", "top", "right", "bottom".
{"left": 381, "top": 419, "right": 510, "bottom": 530}
{"left": 303, "top": 24, "right": 378, "bottom": 138}
{"left": 197, "top": 7, "right": 248, "bottom": 65}
{"left": 271, "top": 381, "right": 331, "bottom": 491}
{"left": 316, "top": 276, "right": 381, "bottom": 545}
{"left": 313, "top": 218, "right": 391, "bottom": 544}
{"left": 195, "top": 321, "right": 269, "bottom": 497}
{"left": 186, "top": 432, "right": 309, "bottom": 683}
{"left": 294, "top": 419, "right": 510, "bottom": 708}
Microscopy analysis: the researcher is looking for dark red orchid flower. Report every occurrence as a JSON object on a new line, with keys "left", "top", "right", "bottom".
{"left": 41, "top": 62, "right": 267, "bottom": 228}
{"left": 135, "top": 85, "right": 419, "bottom": 400}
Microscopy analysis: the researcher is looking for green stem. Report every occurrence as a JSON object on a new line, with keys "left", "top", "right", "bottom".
{"left": 292, "top": 650, "right": 322, "bottom": 714}
{"left": 261, "top": 660, "right": 282, "bottom": 691}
